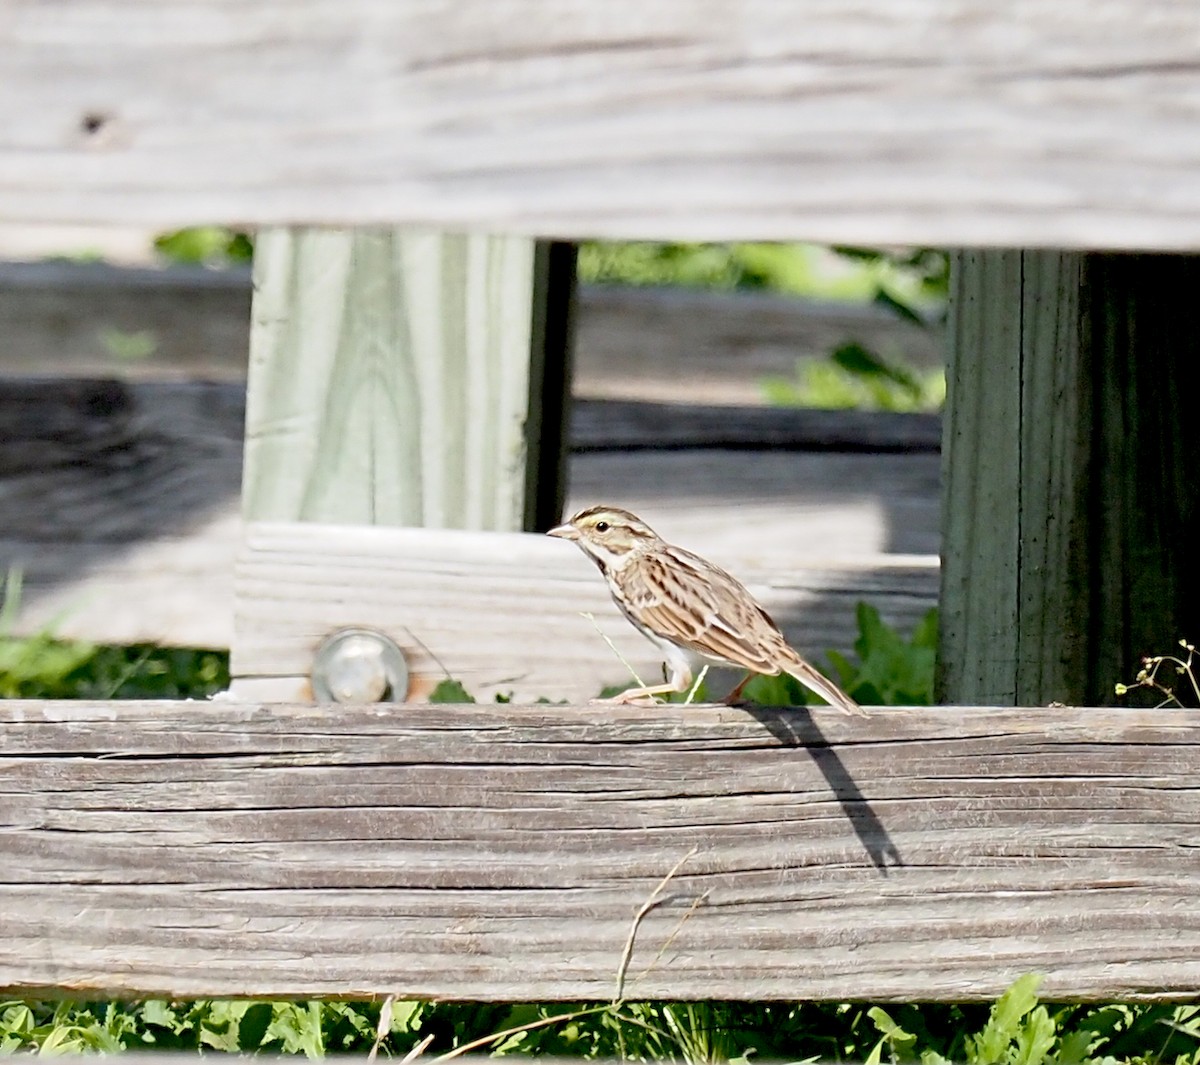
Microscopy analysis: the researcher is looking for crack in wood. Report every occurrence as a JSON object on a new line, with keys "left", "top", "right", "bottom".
{"left": 4, "top": 702, "right": 1200, "bottom": 999}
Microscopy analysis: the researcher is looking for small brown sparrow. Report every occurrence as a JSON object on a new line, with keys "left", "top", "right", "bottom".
{"left": 548, "top": 505, "right": 866, "bottom": 715}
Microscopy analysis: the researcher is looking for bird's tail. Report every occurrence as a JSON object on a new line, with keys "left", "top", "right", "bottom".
{"left": 785, "top": 660, "right": 867, "bottom": 717}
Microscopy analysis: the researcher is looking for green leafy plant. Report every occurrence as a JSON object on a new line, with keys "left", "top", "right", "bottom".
{"left": 762, "top": 341, "right": 946, "bottom": 413}
{"left": 759, "top": 245, "right": 948, "bottom": 413}
{"left": 868, "top": 973, "right": 1056, "bottom": 1065}
{"left": 428, "top": 677, "right": 477, "bottom": 703}
{"left": 0, "top": 568, "right": 227, "bottom": 699}
{"left": 865, "top": 976, "right": 1200, "bottom": 1065}
{"left": 733, "top": 603, "right": 936, "bottom": 709}
{"left": 831, "top": 245, "right": 950, "bottom": 312}
{"left": 6, "top": 985, "right": 1200, "bottom": 1062}
{"left": 154, "top": 226, "right": 253, "bottom": 266}
{"left": 826, "top": 603, "right": 937, "bottom": 707}
{"left": 0, "top": 640, "right": 228, "bottom": 700}
{"left": 576, "top": 241, "right": 947, "bottom": 308}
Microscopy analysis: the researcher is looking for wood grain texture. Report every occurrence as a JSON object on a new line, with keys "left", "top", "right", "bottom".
{"left": 573, "top": 401, "right": 940, "bottom": 453}
{"left": 0, "top": 378, "right": 939, "bottom": 648}
{"left": 242, "top": 228, "right": 551, "bottom": 529}
{"left": 3, "top": 699, "right": 1200, "bottom": 1002}
{"left": 0, "top": 261, "right": 943, "bottom": 407}
{"left": 230, "top": 522, "right": 937, "bottom": 702}
{"left": 939, "top": 251, "right": 1024, "bottom": 704}
{"left": 940, "top": 251, "right": 1200, "bottom": 705}
{"left": 0, "top": 378, "right": 242, "bottom": 646}
{"left": 572, "top": 287, "right": 944, "bottom": 406}
{"left": 1079, "top": 256, "right": 1200, "bottom": 700}
{"left": 6, "top": 1, "right": 1200, "bottom": 247}
{"left": 0, "top": 261, "right": 251, "bottom": 379}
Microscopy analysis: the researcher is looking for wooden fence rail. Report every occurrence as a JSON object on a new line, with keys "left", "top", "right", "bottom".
{"left": 230, "top": 522, "right": 937, "bottom": 703}
{"left": 7, "top": 0, "right": 1200, "bottom": 247}
{"left": 0, "top": 376, "right": 940, "bottom": 655}
{"left": 0, "top": 262, "right": 944, "bottom": 402}
{"left": 3, "top": 701, "right": 1198, "bottom": 1002}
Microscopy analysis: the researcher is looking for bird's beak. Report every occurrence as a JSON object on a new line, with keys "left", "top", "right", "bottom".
{"left": 546, "top": 522, "right": 579, "bottom": 541}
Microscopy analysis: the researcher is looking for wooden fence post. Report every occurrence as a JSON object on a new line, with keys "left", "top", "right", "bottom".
{"left": 240, "top": 228, "right": 574, "bottom": 530}
{"left": 940, "top": 251, "right": 1200, "bottom": 705}
{"left": 232, "top": 228, "right": 575, "bottom": 696}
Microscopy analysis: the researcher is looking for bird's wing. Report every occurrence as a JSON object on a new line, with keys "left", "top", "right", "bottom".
{"left": 619, "top": 547, "right": 790, "bottom": 673}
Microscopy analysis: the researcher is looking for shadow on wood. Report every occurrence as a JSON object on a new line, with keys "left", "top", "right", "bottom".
{"left": 0, "top": 378, "right": 243, "bottom": 647}
{"left": 0, "top": 378, "right": 940, "bottom": 659}
{"left": 4, "top": 701, "right": 1199, "bottom": 1002}
{"left": 743, "top": 705, "right": 903, "bottom": 874}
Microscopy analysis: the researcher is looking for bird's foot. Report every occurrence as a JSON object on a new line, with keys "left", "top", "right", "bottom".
{"left": 591, "top": 691, "right": 666, "bottom": 707}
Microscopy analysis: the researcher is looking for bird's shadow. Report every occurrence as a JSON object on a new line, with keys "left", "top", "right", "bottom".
{"left": 742, "top": 703, "right": 903, "bottom": 875}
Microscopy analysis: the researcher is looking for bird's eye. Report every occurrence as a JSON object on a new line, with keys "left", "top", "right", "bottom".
{"left": 595, "top": 521, "right": 610, "bottom": 533}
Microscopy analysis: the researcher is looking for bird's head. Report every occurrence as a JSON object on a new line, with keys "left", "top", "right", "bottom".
{"left": 547, "top": 505, "right": 662, "bottom": 571}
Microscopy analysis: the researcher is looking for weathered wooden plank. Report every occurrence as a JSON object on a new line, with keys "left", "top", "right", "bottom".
{"left": 236, "top": 226, "right": 571, "bottom": 700}
{"left": 0, "top": 378, "right": 940, "bottom": 648}
{"left": 568, "top": 449, "right": 940, "bottom": 559}
{"left": 0, "top": 379, "right": 942, "bottom": 468}
{"left": 1076, "top": 256, "right": 1200, "bottom": 700}
{"left": 0, "top": 261, "right": 251, "bottom": 378}
{"left": 6, "top": 1, "right": 1200, "bottom": 247}
{"left": 2, "top": 700, "right": 1199, "bottom": 1001}
{"left": 939, "top": 251, "right": 1023, "bottom": 703}
{"left": 0, "top": 378, "right": 242, "bottom": 646}
{"left": 940, "top": 252, "right": 1200, "bottom": 705}
{"left": 230, "top": 522, "right": 937, "bottom": 702}
{"left": 573, "top": 286, "right": 945, "bottom": 405}
{"left": 573, "top": 401, "right": 940, "bottom": 453}
{"left": 0, "top": 262, "right": 943, "bottom": 406}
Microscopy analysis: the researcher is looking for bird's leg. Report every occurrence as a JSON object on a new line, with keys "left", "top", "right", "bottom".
{"left": 596, "top": 659, "right": 692, "bottom": 705}
{"left": 723, "top": 671, "right": 755, "bottom": 705}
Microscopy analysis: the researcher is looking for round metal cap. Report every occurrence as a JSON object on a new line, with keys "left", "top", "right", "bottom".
{"left": 311, "top": 628, "right": 409, "bottom": 703}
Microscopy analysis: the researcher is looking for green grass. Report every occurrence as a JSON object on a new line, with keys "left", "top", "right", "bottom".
{"left": 0, "top": 569, "right": 228, "bottom": 700}
{"left": 0, "top": 635, "right": 227, "bottom": 700}
{"left": 5, "top": 982, "right": 1200, "bottom": 1062}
